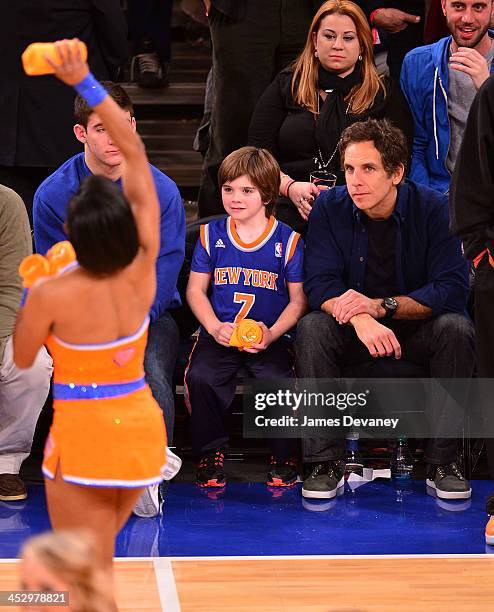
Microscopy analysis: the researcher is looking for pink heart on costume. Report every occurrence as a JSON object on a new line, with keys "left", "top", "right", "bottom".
{"left": 113, "top": 347, "right": 136, "bottom": 367}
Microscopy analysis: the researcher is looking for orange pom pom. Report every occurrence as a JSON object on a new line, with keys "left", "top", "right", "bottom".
{"left": 46, "top": 241, "right": 77, "bottom": 275}
{"left": 229, "top": 319, "right": 263, "bottom": 349}
{"left": 22, "top": 41, "right": 88, "bottom": 76}
{"left": 18, "top": 255, "right": 50, "bottom": 288}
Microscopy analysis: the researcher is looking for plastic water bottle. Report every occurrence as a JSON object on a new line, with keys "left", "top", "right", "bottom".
{"left": 345, "top": 432, "right": 364, "bottom": 478}
{"left": 390, "top": 436, "right": 414, "bottom": 480}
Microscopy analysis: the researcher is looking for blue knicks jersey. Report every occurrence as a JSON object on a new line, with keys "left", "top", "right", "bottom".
{"left": 191, "top": 216, "right": 304, "bottom": 327}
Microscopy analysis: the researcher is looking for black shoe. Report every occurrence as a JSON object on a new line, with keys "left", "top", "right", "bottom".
{"left": 0, "top": 474, "right": 27, "bottom": 501}
{"left": 131, "top": 52, "right": 169, "bottom": 88}
{"left": 266, "top": 457, "right": 297, "bottom": 487}
{"left": 426, "top": 462, "right": 471, "bottom": 499}
{"left": 196, "top": 449, "right": 226, "bottom": 488}
{"left": 486, "top": 491, "right": 494, "bottom": 515}
{"left": 301, "top": 461, "right": 345, "bottom": 499}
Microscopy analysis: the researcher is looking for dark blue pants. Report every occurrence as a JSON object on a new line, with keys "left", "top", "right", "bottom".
{"left": 185, "top": 334, "right": 296, "bottom": 461}
{"left": 128, "top": 0, "right": 172, "bottom": 63}
{"left": 475, "top": 261, "right": 494, "bottom": 477}
{"left": 144, "top": 312, "right": 179, "bottom": 443}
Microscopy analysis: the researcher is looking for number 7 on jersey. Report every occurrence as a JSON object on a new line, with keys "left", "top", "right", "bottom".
{"left": 233, "top": 292, "right": 256, "bottom": 323}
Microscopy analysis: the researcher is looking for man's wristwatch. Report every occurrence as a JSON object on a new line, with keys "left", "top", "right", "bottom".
{"left": 381, "top": 297, "right": 398, "bottom": 319}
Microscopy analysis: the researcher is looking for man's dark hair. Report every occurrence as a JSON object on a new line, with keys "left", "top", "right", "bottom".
{"left": 74, "top": 82, "right": 134, "bottom": 128}
{"left": 339, "top": 119, "right": 408, "bottom": 177}
{"left": 66, "top": 175, "right": 139, "bottom": 275}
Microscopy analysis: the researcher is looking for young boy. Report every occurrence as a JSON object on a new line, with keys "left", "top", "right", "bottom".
{"left": 185, "top": 146, "right": 307, "bottom": 488}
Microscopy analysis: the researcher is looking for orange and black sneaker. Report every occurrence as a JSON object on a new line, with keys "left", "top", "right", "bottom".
{"left": 196, "top": 449, "right": 226, "bottom": 488}
{"left": 266, "top": 456, "right": 298, "bottom": 487}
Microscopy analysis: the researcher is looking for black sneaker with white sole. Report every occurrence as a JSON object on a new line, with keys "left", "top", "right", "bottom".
{"left": 426, "top": 462, "right": 472, "bottom": 499}
{"left": 301, "top": 461, "right": 345, "bottom": 499}
{"left": 131, "top": 52, "right": 169, "bottom": 88}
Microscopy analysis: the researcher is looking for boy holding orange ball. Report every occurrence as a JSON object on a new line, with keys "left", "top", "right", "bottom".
{"left": 186, "top": 147, "right": 307, "bottom": 488}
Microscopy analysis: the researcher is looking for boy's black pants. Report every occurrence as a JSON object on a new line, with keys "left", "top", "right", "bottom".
{"left": 185, "top": 334, "right": 296, "bottom": 462}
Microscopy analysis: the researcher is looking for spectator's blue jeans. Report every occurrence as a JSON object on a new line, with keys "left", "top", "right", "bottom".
{"left": 144, "top": 312, "right": 179, "bottom": 444}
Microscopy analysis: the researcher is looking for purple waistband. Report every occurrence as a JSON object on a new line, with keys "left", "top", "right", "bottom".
{"left": 53, "top": 377, "right": 146, "bottom": 400}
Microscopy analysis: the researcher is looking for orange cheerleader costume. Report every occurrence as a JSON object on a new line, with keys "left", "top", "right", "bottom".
{"left": 20, "top": 243, "right": 167, "bottom": 488}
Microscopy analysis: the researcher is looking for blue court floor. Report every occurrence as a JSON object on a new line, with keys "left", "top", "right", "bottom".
{"left": 1, "top": 480, "right": 493, "bottom": 559}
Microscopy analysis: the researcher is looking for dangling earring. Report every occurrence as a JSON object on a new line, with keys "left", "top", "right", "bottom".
{"left": 358, "top": 54, "right": 362, "bottom": 61}
{"left": 314, "top": 49, "right": 318, "bottom": 58}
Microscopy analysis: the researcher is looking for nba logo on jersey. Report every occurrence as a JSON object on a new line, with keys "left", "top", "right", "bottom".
{"left": 275, "top": 242, "right": 282, "bottom": 258}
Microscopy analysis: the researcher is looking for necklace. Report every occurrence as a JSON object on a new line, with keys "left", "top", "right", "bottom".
{"left": 314, "top": 90, "right": 350, "bottom": 172}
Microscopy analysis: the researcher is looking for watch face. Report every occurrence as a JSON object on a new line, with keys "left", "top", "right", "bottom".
{"left": 384, "top": 297, "right": 397, "bottom": 310}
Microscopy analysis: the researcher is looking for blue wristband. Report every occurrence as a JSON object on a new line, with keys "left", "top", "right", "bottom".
{"left": 74, "top": 73, "right": 108, "bottom": 108}
{"left": 20, "top": 288, "right": 28, "bottom": 307}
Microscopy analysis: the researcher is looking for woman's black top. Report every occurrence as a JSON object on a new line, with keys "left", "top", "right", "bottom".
{"left": 248, "top": 67, "right": 413, "bottom": 185}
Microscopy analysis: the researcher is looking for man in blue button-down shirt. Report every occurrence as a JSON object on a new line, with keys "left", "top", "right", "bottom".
{"left": 296, "top": 119, "right": 474, "bottom": 502}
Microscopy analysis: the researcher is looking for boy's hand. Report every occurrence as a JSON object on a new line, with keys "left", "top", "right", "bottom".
{"left": 46, "top": 39, "right": 89, "bottom": 85}
{"left": 243, "top": 322, "right": 273, "bottom": 353}
{"left": 211, "top": 322, "right": 236, "bottom": 346}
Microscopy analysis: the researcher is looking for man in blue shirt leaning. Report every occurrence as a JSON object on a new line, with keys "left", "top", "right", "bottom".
{"left": 296, "top": 119, "right": 474, "bottom": 501}
{"left": 33, "top": 83, "right": 185, "bottom": 517}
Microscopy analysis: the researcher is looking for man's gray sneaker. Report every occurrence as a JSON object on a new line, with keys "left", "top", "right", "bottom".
{"left": 302, "top": 461, "right": 345, "bottom": 499}
{"left": 426, "top": 462, "right": 472, "bottom": 499}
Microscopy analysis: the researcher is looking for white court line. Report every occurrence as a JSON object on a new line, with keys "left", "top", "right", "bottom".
{"left": 153, "top": 557, "right": 181, "bottom": 612}
{"left": 2, "top": 553, "right": 494, "bottom": 563}
{"left": 157, "top": 553, "right": 494, "bottom": 561}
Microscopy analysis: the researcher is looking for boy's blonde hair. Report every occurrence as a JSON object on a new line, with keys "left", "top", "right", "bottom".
{"left": 218, "top": 147, "right": 281, "bottom": 217}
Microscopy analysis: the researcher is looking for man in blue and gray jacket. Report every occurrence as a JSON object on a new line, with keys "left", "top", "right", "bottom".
{"left": 400, "top": 0, "right": 494, "bottom": 193}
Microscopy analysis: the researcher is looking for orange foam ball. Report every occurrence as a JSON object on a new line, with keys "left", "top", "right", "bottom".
{"left": 229, "top": 319, "right": 263, "bottom": 349}
{"left": 18, "top": 255, "right": 50, "bottom": 288}
{"left": 46, "top": 241, "right": 77, "bottom": 275}
{"left": 22, "top": 41, "right": 88, "bottom": 76}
